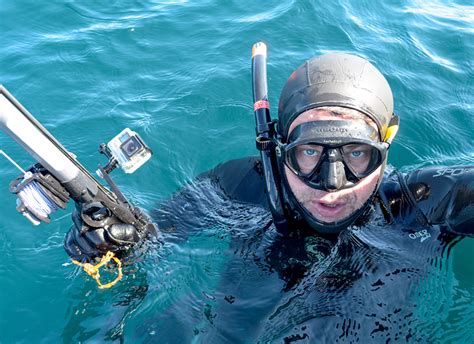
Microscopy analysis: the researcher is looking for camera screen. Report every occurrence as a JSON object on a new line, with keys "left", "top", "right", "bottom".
{"left": 120, "top": 136, "right": 143, "bottom": 158}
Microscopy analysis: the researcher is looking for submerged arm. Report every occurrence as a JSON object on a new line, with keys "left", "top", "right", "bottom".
{"left": 64, "top": 156, "right": 267, "bottom": 261}
{"left": 405, "top": 166, "right": 474, "bottom": 236}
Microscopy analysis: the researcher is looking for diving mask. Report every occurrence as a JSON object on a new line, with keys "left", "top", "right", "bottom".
{"left": 277, "top": 120, "right": 389, "bottom": 191}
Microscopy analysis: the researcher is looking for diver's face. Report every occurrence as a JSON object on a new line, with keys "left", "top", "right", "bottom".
{"left": 284, "top": 109, "right": 382, "bottom": 224}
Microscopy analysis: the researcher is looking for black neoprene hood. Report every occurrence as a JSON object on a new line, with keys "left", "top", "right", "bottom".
{"left": 276, "top": 53, "right": 395, "bottom": 234}
{"left": 277, "top": 53, "right": 394, "bottom": 139}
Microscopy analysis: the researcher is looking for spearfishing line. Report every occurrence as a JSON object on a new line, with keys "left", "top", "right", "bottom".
{"left": 17, "top": 179, "right": 58, "bottom": 219}
{"left": 1, "top": 149, "right": 58, "bottom": 221}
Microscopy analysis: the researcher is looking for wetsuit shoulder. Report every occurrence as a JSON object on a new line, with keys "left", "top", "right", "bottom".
{"left": 202, "top": 156, "right": 268, "bottom": 209}
{"left": 380, "top": 166, "right": 474, "bottom": 236}
{"left": 406, "top": 166, "right": 474, "bottom": 236}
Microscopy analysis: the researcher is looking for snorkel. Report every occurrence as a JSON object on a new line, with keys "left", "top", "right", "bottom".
{"left": 251, "top": 42, "right": 288, "bottom": 230}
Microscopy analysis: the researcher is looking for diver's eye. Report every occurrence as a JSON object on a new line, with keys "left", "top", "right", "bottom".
{"left": 289, "top": 145, "right": 324, "bottom": 175}
{"left": 350, "top": 150, "right": 364, "bottom": 158}
{"left": 342, "top": 144, "right": 374, "bottom": 175}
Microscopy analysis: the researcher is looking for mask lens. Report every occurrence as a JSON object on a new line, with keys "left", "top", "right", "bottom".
{"left": 286, "top": 143, "right": 383, "bottom": 178}
{"left": 287, "top": 144, "right": 324, "bottom": 175}
{"left": 341, "top": 143, "right": 382, "bottom": 176}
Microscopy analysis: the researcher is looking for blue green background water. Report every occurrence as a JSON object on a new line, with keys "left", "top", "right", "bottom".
{"left": 0, "top": 0, "right": 473, "bottom": 342}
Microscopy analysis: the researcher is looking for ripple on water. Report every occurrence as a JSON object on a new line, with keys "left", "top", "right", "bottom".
{"left": 234, "top": 0, "right": 296, "bottom": 23}
{"left": 409, "top": 33, "right": 461, "bottom": 73}
{"left": 404, "top": 0, "right": 474, "bottom": 30}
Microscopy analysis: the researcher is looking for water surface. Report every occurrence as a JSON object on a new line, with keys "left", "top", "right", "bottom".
{"left": 0, "top": 0, "right": 473, "bottom": 342}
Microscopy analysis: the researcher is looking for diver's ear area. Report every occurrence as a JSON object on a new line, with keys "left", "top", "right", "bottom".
{"left": 384, "top": 115, "right": 400, "bottom": 145}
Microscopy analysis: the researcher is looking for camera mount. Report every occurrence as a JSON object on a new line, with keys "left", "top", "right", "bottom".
{"left": 98, "top": 143, "right": 119, "bottom": 175}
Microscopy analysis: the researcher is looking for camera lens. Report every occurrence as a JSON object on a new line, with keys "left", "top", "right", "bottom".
{"left": 120, "top": 136, "right": 143, "bottom": 158}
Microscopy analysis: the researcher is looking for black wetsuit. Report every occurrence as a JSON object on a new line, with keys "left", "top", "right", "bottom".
{"left": 143, "top": 157, "right": 473, "bottom": 343}
{"left": 64, "top": 157, "right": 473, "bottom": 343}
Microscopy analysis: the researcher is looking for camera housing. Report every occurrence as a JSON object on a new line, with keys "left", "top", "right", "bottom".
{"left": 106, "top": 128, "right": 152, "bottom": 174}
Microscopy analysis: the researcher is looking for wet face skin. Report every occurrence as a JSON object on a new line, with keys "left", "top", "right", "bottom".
{"left": 284, "top": 108, "right": 382, "bottom": 224}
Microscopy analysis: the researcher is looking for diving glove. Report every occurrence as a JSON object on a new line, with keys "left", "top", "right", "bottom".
{"left": 64, "top": 203, "right": 148, "bottom": 261}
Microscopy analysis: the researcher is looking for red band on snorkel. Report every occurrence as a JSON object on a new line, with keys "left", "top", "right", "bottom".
{"left": 253, "top": 100, "right": 270, "bottom": 112}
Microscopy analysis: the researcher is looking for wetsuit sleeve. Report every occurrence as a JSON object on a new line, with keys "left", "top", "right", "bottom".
{"left": 64, "top": 157, "right": 267, "bottom": 259}
{"left": 405, "top": 166, "right": 474, "bottom": 236}
{"left": 205, "top": 156, "right": 268, "bottom": 208}
{"left": 152, "top": 156, "right": 268, "bottom": 241}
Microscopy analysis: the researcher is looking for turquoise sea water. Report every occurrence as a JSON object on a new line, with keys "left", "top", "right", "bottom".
{"left": 0, "top": 1, "right": 473, "bottom": 343}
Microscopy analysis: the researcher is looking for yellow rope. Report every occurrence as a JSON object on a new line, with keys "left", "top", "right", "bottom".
{"left": 72, "top": 251, "right": 123, "bottom": 289}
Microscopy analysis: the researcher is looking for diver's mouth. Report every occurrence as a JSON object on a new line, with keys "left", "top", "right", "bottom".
{"left": 308, "top": 200, "right": 347, "bottom": 218}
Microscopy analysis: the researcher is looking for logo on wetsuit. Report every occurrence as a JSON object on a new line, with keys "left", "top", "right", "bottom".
{"left": 409, "top": 229, "right": 431, "bottom": 242}
{"left": 433, "top": 168, "right": 469, "bottom": 177}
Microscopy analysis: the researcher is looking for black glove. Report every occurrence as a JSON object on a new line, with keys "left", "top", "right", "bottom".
{"left": 64, "top": 203, "right": 149, "bottom": 261}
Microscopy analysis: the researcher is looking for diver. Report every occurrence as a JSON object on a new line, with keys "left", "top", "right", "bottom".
{"left": 63, "top": 53, "right": 474, "bottom": 342}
